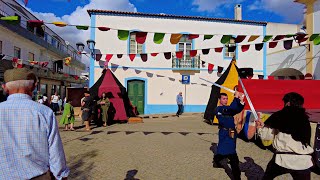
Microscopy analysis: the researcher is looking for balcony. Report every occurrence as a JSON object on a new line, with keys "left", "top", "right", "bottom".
{"left": 172, "top": 55, "right": 201, "bottom": 72}
{"left": 0, "top": 7, "right": 85, "bottom": 70}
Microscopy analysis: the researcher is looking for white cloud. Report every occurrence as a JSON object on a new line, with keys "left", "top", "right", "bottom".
{"left": 248, "top": 0, "right": 305, "bottom": 23}
{"left": 192, "top": 0, "right": 244, "bottom": 12}
{"left": 28, "top": 0, "right": 137, "bottom": 67}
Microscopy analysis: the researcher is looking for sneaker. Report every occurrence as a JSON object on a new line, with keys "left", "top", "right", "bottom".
{"left": 212, "top": 161, "right": 223, "bottom": 168}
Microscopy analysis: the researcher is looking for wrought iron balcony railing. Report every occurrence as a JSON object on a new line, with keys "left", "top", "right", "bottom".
{"left": 172, "top": 55, "right": 200, "bottom": 69}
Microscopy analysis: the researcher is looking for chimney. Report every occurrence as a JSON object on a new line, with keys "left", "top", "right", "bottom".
{"left": 235, "top": 4, "right": 242, "bottom": 20}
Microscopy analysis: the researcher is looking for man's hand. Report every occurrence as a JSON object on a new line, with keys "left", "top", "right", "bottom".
{"left": 256, "top": 119, "right": 264, "bottom": 129}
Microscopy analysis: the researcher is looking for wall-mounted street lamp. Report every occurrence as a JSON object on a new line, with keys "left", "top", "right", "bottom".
{"left": 86, "top": 40, "right": 96, "bottom": 59}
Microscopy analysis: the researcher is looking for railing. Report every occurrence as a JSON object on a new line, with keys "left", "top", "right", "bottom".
{"left": 172, "top": 55, "right": 201, "bottom": 69}
{"left": 0, "top": 3, "right": 84, "bottom": 69}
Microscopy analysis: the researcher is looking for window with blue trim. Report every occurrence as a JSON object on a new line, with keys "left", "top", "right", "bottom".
{"left": 224, "top": 37, "right": 236, "bottom": 58}
{"left": 173, "top": 35, "right": 199, "bottom": 69}
{"left": 129, "top": 32, "right": 143, "bottom": 54}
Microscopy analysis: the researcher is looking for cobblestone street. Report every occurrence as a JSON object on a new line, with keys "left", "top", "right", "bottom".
{"left": 58, "top": 114, "right": 320, "bottom": 180}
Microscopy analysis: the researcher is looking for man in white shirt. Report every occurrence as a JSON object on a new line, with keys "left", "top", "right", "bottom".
{"left": 256, "top": 92, "right": 313, "bottom": 180}
{"left": 51, "top": 92, "right": 60, "bottom": 115}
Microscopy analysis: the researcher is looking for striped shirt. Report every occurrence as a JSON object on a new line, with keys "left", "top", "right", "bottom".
{"left": 0, "top": 93, "right": 69, "bottom": 180}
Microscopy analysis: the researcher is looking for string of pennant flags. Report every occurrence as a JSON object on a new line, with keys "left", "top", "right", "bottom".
{"left": 0, "top": 54, "right": 80, "bottom": 80}
{"left": 1, "top": 15, "right": 320, "bottom": 46}
{"left": 94, "top": 36, "right": 310, "bottom": 63}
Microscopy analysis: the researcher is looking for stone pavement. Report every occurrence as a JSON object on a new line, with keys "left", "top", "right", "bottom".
{"left": 57, "top": 114, "right": 320, "bottom": 180}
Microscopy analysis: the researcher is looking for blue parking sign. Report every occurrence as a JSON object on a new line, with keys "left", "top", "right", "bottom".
{"left": 182, "top": 75, "right": 190, "bottom": 84}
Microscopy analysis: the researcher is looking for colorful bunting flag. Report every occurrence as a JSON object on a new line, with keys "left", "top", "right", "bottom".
{"left": 27, "top": 20, "right": 44, "bottom": 27}
{"left": 153, "top": 33, "right": 165, "bottom": 44}
{"left": 298, "top": 37, "right": 308, "bottom": 43}
{"left": 204, "top": 35, "right": 214, "bottom": 40}
{"left": 176, "top": 51, "right": 183, "bottom": 59}
{"left": 170, "top": 34, "right": 183, "bottom": 44}
{"left": 95, "top": 54, "right": 102, "bottom": 61}
{"left": 168, "top": 77, "right": 175, "bottom": 81}
{"left": 188, "top": 34, "right": 199, "bottom": 40}
{"left": 76, "top": 25, "right": 89, "bottom": 30}
{"left": 52, "top": 22, "right": 67, "bottom": 27}
{"left": 64, "top": 57, "right": 72, "bottom": 66}
{"left": 273, "top": 35, "right": 285, "bottom": 41}
{"left": 255, "top": 43, "right": 264, "bottom": 51}
{"left": 0, "top": 16, "right": 19, "bottom": 21}
{"left": 241, "top": 45, "right": 250, "bottom": 52}
{"left": 140, "top": 54, "right": 148, "bottom": 62}
{"left": 263, "top": 35, "right": 273, "bottom": 42}
{"left": 258, "top": 75, "right": 264, "bottom": 79}
{"left": 220, "top": 35, "right": 232, "bottom": 44}
{"left": 146, "top": 72, "right": 153, "bottom": 77}
{"left": 313, "top": 36, "right": 320, "bottom": 45}
{"left": 98, "top": 27, "right": 110, "bottom": 31}
{"left": 214, "top": 47, "right": 223, "bottom": 53}
{"left": 164, "top": 52, "right": 171, "bottom": 59}
{"left": 12, "top": 58, "right": 23, "bottom": 68}
{"left": 105, "top": 54, "right": 113, "bottom": 62}
{"left": 129, "top": 54, "right": 136, "bottom": 61}
{"left": 235, "top": 35, "right": 246, "bottom": 43}
{"left": 123, "top": 66, "right": 129, "bottom": 71}
{"left": 284, "top": 40, "right": 293, "bottom": 50}
{"left": 117, "top": 54, "right": 123, "bottom": 58}
{"left": 151, "top": 53, "right": 158, "bottom": 57}
{"left": 135, "top": 69, "right": 142, "bottom": 74}
{"left": 39, "top": 62, "right": 49, "bottom": 68}
{"left": 201, "top": 61, "right": 206, "bottom": 67}
{"left": 190, "top": 50, "right": 197, "bottom": 57}
{"left": 218, "top": 66, "right": 224, "bottom": 73}
{"left": 228, "top": 46, "right": 236, "bottom": 52}
{"left": 202, "top": 49, "right": 210, "bottom": 55}
{"left": 118, "top": 30, "right": 129, "bottom": 40}
{"left": 208, "top": 63, "right": 214, "bottom": 72}
{"left": 29, "top": 60, "right": 39, "bottom": 65}
{"left": 248, "top": 35, "right": 260, "bottom": 42}
{"left": 269, "top": 41, "right": 278, "bottom": 48}
{"left": 309, "top": 34, "right": 319, "bottom": 41}
{"left": 136, "top": 32, "right": 148, "bottom": 44}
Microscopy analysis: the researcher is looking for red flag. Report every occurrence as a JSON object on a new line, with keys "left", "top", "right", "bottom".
{"left": 136, "top": 32, "right": 148, "bottom": 44}
{"left": 235, "top": 35, "right": 246, "bottom": 43}
{"left": 190, "top": 50, "right": 197, "bottom": 57}
{"left": 188, "top": 34, "right": 199, "bottom": 40}
{"left": 214, "top": 47, "right": 223, "bottom": 53}
{"left": 269, "top": 41, "right": 278, "bottom": 48}
{"left": 208, "top": 63, "right": 214, "bottom": 72}
{"left": 241, "top": 45, "right": 250, "bottom": 52}
{"left": 176, "top": 51, "right": 183, "bottom": 59}
{"left": 98, "top": 27, "right": 110, "bottom": 31}
{"left": 151, "top": 53, "right": 158, "bottom": 57}
{"left": 129, "top": 54, "right": 136, "bottom": 61}
{"left": 95, "top": 54, "right": 102, "bottom": 61}
{"left": 105, "top": 54, "right": 113, "bottom": 62}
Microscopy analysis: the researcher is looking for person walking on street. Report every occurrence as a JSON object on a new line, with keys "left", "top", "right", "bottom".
{"left": 51, "top": 91, "right": 60, "bottom": 115}
{"left": 0, "top": 68, "right": 69, "bottom": 180}
{"left": 213, "top": 92, "right": 245, "bottom": 180}
{"left": 256, "top": 92, "right": 314, "bottom": 180}
{"left": 60, "top": 99, "right": 75, "bottom": 131}
{"left": 98, "top": 92, "right": 110, "bottom": 127}
{"left": 176, "top": 92, "right": 183, "bottom": 117}
{"left": 81, "top": 91, "right": 94, "bottom": 131}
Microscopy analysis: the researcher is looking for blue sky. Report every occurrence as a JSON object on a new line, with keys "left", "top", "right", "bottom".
{"left": 23, "top": 0, "right": 304, "bottom": 24}
{"left": 18, "top": 0, "right": 305, "bottom": 66}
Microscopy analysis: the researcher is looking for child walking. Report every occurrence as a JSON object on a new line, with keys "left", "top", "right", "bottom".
{"left": 60, "top": 99, "right": 75, "bottom": 131}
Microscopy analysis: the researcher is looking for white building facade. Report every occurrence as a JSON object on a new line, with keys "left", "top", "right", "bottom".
{"left": 0, "top": 0, "right": 86, "bottom": 98}
{"left": 87, "top": 8, "right": 305, "bottom": 115}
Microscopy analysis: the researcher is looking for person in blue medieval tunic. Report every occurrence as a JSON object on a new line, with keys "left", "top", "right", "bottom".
{"left": 213, "top": 91, "right": 245, "bottom": 180}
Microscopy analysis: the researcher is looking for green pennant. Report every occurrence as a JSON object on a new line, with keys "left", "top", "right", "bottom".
{"left": 153, "top": 33, "right": 165, "bottom": 44}
{"left": 285, "top": 34, "right": 295, "bottom": 38}
{"left": 314, "top": 36, "right": 320, "bottom": 45}
{"left": 118, "top": 30, "right": 129, "bottom": 41}
{"left": 76, "top": 25, "right": 89, "bottom": 30}
{"left": 263, "top": 35, "right": 273, "bottom": 42}
{"left": 204, "top": 35, "right": 214, "bottom": 40}
{"left": 0, "top": 16, "right": 19, "bottom": 21}
{"left": 309, "top": 34, "right": 319, "bottom": 41}
{"left": 220, "top": 35, "right": 232, "bottom": 44}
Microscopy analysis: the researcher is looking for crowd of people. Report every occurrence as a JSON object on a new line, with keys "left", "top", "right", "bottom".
{"left": 0, "top": 67, "right": 317, "bottom": 180}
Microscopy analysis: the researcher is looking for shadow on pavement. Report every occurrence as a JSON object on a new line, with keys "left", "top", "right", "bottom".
{"left": 210, "top": 143, "right": 265, "bottom": 180}
{"left": 124, "top": 169, "right": 140, "bottom": 180}
{"left": 68, "top": 150, "right": 98, "bottom": 179}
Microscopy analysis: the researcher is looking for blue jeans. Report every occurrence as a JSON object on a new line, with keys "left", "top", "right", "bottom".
{"left": 177, "top": 104, "right": 183, "bottom": 115}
